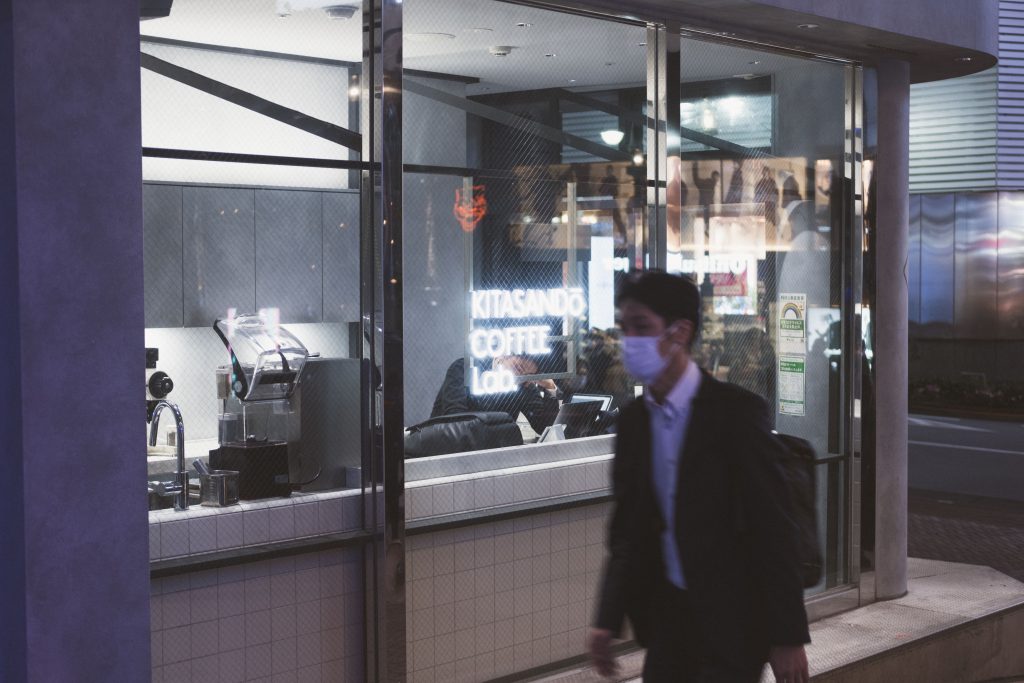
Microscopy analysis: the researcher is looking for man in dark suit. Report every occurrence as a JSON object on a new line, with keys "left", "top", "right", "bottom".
{"left": 589, "top": 272, "right": 810, "bottom": 683}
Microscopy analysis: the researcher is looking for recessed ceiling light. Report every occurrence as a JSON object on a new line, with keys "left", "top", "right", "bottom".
{"left": 638, "top": 42, "right": 647, "bottom": 47}
{"left": 516, "top": 22, "right": 533, "bottom": 28}
{"left": 600, "top": 129, "right": 625, "bottom": 145}
{"left": 718, "top": 31, "right": 736, "bottom": 37}
{"left": 405, "top": 32, "right": 456, "bottom": 43}
{"left": 324, "top": 5, "right": 358, "bottom": 20}
{"left": 956, "top": 56, "right": 973, "bottom": 62}
{"left": 797, "top": 23, "right": 819, "bottom": 29}
{"left": 749, "top": 60, "right": 761, "bottom": 65}
{"left": 545, "top": 53, "right": 557, "bottom": 58}
{"left": 568, "top": 79, "right": 577, "bottom": 83}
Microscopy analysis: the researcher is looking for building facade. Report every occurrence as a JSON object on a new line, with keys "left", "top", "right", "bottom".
{"left": 906, "top": 0, "right": 1024, "bottom": 416}
{"left": 0, "top": 1, "right": 996, "bottom": 681}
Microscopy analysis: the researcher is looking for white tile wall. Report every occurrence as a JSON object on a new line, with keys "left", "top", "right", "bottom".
{"left": 405, "top": 503, "right": 612, "bottom": 683}
{"left": 148, "top": 450, "right": 614, "bottom": 681}
{"left": 150, "top": 549, "right": 363, "bottom": 682}
{"left": 149, "top": 490, "right": 363, "bottom": 561}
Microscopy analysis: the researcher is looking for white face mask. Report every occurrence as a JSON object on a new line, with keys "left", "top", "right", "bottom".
{"left": 621, "top": 325, "right": 680, "bottom": 384}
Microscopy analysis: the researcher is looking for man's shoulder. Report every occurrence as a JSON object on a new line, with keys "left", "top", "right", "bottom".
{"left": 699, "top": 372, "right": 770, "bottom": 418}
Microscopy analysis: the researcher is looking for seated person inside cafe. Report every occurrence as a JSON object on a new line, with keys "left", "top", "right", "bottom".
{"left": 430, "top": 354, "right": 560, "bottom": 435}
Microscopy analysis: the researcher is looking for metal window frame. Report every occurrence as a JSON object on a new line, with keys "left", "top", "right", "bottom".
{"left": 362, "top": 1, "right": 406, "bottom": 680}
{"left": 365, "top": 3, "right": 867, "bottom": 680}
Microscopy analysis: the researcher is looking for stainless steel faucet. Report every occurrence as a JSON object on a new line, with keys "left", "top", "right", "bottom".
{"left": 149, "top": 400, "right": 189, "bottom": 511}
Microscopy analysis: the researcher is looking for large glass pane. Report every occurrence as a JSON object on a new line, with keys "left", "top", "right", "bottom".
{"left": 669, "top": 39, "right": 852, "bottom": 591}
{"left": 402, "top": 2, "right": 646, "bottom": 679}
{"left": 140, "top": 2, "right": 368, "bottom": 680}
{"left": 403, "top": 2, "right": 647, "bottom": 459}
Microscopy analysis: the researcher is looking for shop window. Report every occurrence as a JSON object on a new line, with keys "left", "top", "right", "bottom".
{"left": 402, "top": 2, "right": 647, "bottom": 465}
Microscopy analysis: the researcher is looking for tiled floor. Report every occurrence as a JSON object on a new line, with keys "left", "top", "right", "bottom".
{"left": 909, "top": 489, "right": 1024, "bottom": 583}
{"left": 534, "top": 559, "right": 1024, "bottom": 683}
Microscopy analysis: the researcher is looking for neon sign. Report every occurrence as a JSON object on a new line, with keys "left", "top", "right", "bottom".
{"left": 468, "top": 287, "right": 587, "bottom": 395}
{"left": 453, "top": 185, "right": 487, "bottom": 232}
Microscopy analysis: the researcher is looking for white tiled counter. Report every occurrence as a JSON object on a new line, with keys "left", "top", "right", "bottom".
{"left": 149, "top": 490, "right": 363, "bottom": 562}
{"left": 406, "top": 454, "right": 612, "bottom": 521}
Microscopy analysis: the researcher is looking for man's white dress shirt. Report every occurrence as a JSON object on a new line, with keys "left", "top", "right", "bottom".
{"left": 644, "top": 360, "right": 702, "bottom": 590}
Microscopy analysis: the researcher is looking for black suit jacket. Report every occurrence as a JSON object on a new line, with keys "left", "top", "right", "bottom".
{"left": 595, "top": 373, "right": 810, "bottom": 661}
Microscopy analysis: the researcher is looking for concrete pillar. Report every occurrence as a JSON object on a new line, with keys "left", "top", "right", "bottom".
{"left": 874, "top": 59, "right": 910, "bottom": 600}
{"left": 0, "top": 1, "right": 151, "bottom": 680}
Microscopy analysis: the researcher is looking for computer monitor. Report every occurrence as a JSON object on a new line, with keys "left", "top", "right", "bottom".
{"left": 567, "top": 393, "right": 613, "bottom": 411}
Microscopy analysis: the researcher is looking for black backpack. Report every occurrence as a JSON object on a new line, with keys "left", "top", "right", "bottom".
{"left": 772, "top": 432, "right": 824, "bottom": 588}
{"left": 732, "top": 430, "right": 823, "bottom": 588}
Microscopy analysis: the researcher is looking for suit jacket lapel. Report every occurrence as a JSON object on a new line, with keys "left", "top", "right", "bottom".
{"left": 632, "top": 400, "right": 665, "bottom": 531}
{"left": 678, "top": 373, "right": 717, "bottom": 482}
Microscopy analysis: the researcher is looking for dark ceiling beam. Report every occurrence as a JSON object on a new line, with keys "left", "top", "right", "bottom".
{"left": 139, "top": 36, "right": 479, "bottom": 84}
{"left": 141, "top": 35, "right": 359, "bottom": 68}
{"left": 404, "top": 78, "right": 632, "bottom": 163}
{"left": 552, "top": 88, "right": 772, "bottom": 158}
{"left": 140, "top": 51, "right": 361, "bottom": 152}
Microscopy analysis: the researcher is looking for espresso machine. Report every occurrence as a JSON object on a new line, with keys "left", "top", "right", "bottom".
{"left": 212, "top": 313, "right": 361, "bottom": 498}
{"left": 211, "top": 314, "right": 307, "bottom": 499}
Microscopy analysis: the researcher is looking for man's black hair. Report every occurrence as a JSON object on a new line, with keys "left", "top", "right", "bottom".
{"left": 615, "top": 270, "right": 701, "bottom": 337}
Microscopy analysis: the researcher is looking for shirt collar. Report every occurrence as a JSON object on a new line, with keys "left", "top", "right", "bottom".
{"left": 645, "top": 360, "right": 701, "bottom": 418}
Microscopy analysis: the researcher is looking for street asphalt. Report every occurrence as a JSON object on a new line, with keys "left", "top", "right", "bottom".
{"left": 909, "top": 414, "right": 1024, "bottom": 502}
{"left": 908, "top": 413, "right": 1024, "bottom": 585}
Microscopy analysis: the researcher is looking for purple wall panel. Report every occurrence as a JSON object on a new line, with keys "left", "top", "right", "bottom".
{"left": 8, "top": 0, "right": 150, "bottom": 679}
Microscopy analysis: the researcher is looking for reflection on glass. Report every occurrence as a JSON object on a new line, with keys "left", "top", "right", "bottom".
{"left": 669, "top": 37, "right": 850, "bottom": 592}
{"left": 402, "top": 2, "right": 647, "bottom": 457}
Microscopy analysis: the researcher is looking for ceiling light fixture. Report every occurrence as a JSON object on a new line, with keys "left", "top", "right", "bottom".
{"left": 274, "top": 0, "right": 359, "bottom": 19}
{"left": 545, "top": 53, "right": 557, "bottom": 58}
{"left": 324, "top": 5, "right": 357, "bottom": 19}
{"left": 638, "top": 42, "right": 647, "bottom": 47}
{"left": 488, "top": 45, "right": 514, "bottom": 57}
{"left": 749, "top": 60, "right": 761, "bottom": 65}
{"left": 516, "top": 22, "right": 533, "bottom": 28}
{"left": 600, "top": 130, "right": 625, "bottom": 145}
{"left": 718, "top": 31, "right": 736, "bottom": 37}
{"left": 797, "top": 23, "right": 819, "bottom": 29}
{"left": 956, "top": 56, "right": 973, "bottom": 62}
{"left": 406, "top": 32, "right": 456, "bottom": 43}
